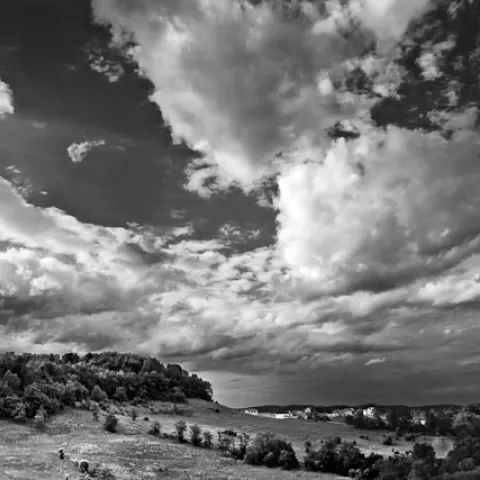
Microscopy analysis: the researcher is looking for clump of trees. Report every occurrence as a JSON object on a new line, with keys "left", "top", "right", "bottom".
{"left": 190, "top": 424, "right": 202, "bottom": 446}
{"left": 0, "top": 351, "right": 213, "bottom": 419}
{"left": 244, "top": 432, "right": 299, "bottom": 470}
{"left": 202, "top": 430, "right": 213, "bottom": 448}
{"left": 304, "top": 436, "right": 367, "bottom": 476}
{"left": 346, "top": 406, "right": 456, "bottom": 437}
{"left": 174, "top": 420, "right": 187, "bottom": 442}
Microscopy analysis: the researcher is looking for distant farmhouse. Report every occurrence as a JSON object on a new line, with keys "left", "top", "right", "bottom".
{"left": 244, "top": 408, "right": 258, "bottom": 416}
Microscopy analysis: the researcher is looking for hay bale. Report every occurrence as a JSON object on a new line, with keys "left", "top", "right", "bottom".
{"left": 78, "top": 459, "right": 89, "bottom": 473}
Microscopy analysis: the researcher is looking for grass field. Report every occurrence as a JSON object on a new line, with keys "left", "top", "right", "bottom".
{"left": 0, "top": 400, "right": 454, "bottom": 480}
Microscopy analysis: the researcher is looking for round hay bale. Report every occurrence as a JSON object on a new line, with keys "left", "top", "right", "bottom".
{"left": 79, "top": 459, "right": 89, "bottom": 473}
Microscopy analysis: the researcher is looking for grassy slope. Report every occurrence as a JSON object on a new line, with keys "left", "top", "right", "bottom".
{"left": 0, "top": 399, "right": 454, "bottom": 480}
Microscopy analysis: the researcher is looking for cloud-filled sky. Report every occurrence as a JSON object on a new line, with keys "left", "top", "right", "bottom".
{"left": 1, "top": 0, "right": 480, "bottom": 408}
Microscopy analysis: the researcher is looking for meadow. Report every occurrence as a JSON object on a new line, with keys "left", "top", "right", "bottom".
{"left": 0, "top": 399, "right": 455, "bottom": 480}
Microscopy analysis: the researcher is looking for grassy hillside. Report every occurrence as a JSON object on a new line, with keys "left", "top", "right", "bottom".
{"left": 0, "top": 398, "right": 456, "bottom": 480}
{"left": 0, "top": 402, "right": 345, "bottom": 480}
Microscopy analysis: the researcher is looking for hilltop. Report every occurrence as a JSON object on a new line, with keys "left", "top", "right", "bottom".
{"left": 0, "top": 351, "right": 213, "bottom": 419}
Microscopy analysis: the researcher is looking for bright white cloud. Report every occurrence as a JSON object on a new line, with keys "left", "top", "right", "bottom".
{"left": 275, "top": 125, "right": 480, "bottom": 293}
{"left": 349, "top": 0, "right": 431, "bottom": 44}
{"left": 92, "top": 0, "right": 425, "bottom": 192}
{"left": 365, "top": 357, "right": 386, "bottom": 366}
{"left": 0, "top": 79, "right": 14, "bottom": 117}
{"left": 67, "top": 140, "right": 106, "bottom": 163}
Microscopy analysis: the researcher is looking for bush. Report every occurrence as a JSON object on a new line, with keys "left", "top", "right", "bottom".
{"left": 113, "top": 387, "right": 128, "bottom": 403}
{"left": 218, "top": 434, "right": 232, "bottom": 455}
{"left": 91, "top": 386, "right": 108, "bottom": 403}
{"left": 89, "top": 465, "right": 117, "bottom": 479}
{"left": 203, "top": 430, "right": 213, "bottom": 448}
{"left": 90, "top": 401, "right": 100, "bottom": 421}
{"left": 33, "top": 409, "right": 46, "bottom": 431}
{"left": 175, "top": 420, "right": 187, "bottom": 442}
{"left": 104, "top": 413, "right": 118, "bottom": 433}
{"left": 148, "top": 421, "right": 161, "bottom": 436}
{"left": 231, "top": 434, "right": 250, "bottom": 460}
{"left": 263, "top": 452, "right": 277, "bottom": 468}
{"left": 279, "top": 449, "right": 299, "bottom": 470}
{"left": 383, "top": 436, "right": 393, "bottom": 446}
{"left": 190, "top": 424, "right": 202, "bottom": 446}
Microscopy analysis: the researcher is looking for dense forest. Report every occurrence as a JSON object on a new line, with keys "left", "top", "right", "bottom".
{"left": 0, "top": 351, "right": 213, "bottom": 418}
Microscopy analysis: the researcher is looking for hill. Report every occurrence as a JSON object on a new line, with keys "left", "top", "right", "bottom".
{"left": 0, "top": 398, "right": 456, "bottom": 480}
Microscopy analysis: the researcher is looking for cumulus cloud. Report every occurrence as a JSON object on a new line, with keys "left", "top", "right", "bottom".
{"left": 349, "top": 0, "right": 431, "bottom": 44}
{"left": 67, "top": 140, "right": 107, "bottom": 163}
{"left": 275, "top": 125, "right": 480, "bottom": 294}
{"left": 92, "top": 0, "right": 431, "bottom": 193}
{"left": 0, "top": 79, "right": 14, "bottom": 117}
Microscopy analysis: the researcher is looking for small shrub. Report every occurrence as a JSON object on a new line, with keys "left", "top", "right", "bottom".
{"left": 143, "top": 416, "right": 149, "bottom": 421}
{"left": 131, "top": 408, "right": 138, "bottom": 421}
{"left": 104, "top": 413, "right": 118, "bottom": 433}
{"left": 33, "top": 409, "right": 46, "bottom": 431}
{"left": 263, "top": 451, "right": 277, "bottom": 468}
{"left": 203, "top": 430, "right": 213, "bottom": 448}
{"left": 218, "top": 434, "right": 232, "bottom": 455}
{"left": 90, "top": 402, "right": 100, "bottom": 421}
{"left": 148, "top": 421, "right": 161, "bottom": 436}
{"left": 91, "top": 386, "right": 108, "bottom": 403}
{"left": 190, "top": 424, "right": 202, "bottom": 446}
{"left": 175, "top": 420, "right": 187, "bottom": 442}
{"left": 113, "top": 387, "right": 128, "bottom": 403}
{"left": 279, "top": 449, "right": 299, "bottom": 470}
{"left": 383, "top": 436, "right": 393, "bottom": 446}
{"left": 89, "top": 465, "right": 117, "bottom": 479}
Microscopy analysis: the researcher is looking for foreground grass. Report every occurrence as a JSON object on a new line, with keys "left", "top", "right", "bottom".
{"left": 0, "top": 400, "right": 454, "bottom": 480}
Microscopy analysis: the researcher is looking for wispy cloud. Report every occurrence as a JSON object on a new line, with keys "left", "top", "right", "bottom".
{"left": 365, "top": 357, "right": 387, "bottom": 366}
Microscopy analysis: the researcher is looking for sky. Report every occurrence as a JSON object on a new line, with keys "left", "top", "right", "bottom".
{"left": 0, "top": 0, "right": 480, "bottom": 408}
